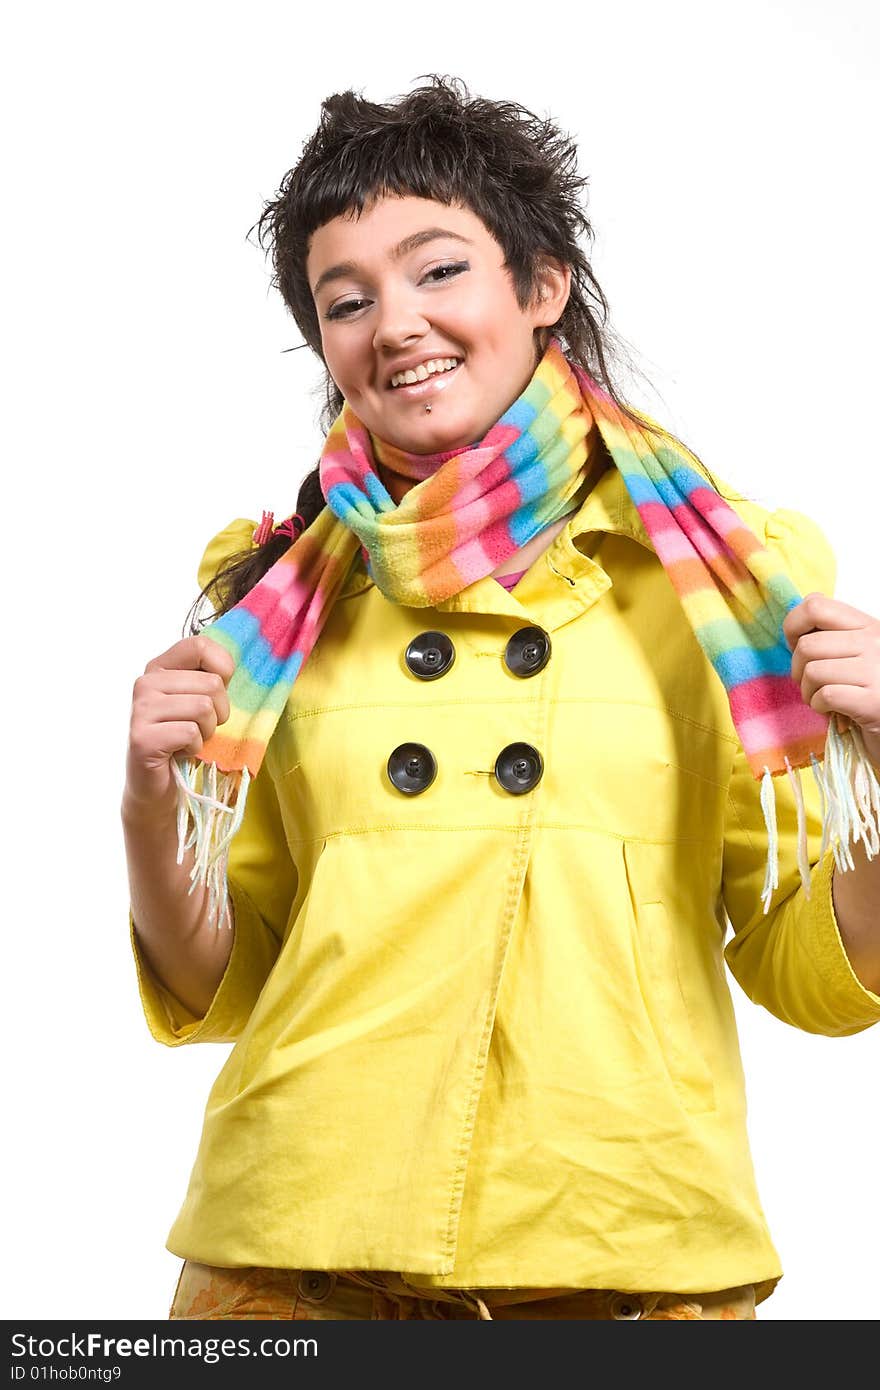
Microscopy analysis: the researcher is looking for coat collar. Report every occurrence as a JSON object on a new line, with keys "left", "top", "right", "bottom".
{"left": 339, "top": 451, "right": 657, "bottom": 629}
{"left": 567, "top": 456, "right": 655, "bottom": 552}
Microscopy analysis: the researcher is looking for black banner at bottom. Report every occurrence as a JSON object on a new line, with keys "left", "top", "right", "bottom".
{"left": 3, "top": 1317, "right": 687, "bottom": 1385}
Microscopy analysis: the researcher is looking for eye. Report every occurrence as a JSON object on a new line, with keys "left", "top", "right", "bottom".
{"left": 323, "top": 260, "right": 469, "bottom": 321}
{"left": 422, "top": 261, "right": 469, "bottom": 284}
{"left": 326, "top": 297, "right": 371, "bottom": 321}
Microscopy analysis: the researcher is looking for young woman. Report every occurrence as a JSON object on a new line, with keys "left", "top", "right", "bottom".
{"left": 122, "top": 77, "right": 880, "bottom": 1322}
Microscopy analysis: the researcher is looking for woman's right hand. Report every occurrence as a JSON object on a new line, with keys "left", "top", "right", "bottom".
{"left": 123, "top": 635, "right": 235, "bottom": 820}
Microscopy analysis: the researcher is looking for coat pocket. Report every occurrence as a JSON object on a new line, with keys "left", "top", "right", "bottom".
{"left": 622, "top": 841, "right": 716, "bottom": 1115}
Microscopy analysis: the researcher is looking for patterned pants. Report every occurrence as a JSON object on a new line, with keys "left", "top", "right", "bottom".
{"left": 170, "top": 1261, "right": 757, "bottom": 1320}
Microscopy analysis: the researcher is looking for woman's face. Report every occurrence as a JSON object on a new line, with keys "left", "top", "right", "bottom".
{"left": 306, "top": 195, "right": 570, "bottom": 455}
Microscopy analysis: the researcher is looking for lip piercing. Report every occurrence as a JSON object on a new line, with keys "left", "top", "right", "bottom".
{"left": 424, "top": 404, "right": 432, "bottom": 413}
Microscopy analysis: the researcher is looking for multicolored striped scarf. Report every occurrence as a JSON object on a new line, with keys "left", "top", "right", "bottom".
{"left": 175, "top": 338, "right": 879, "bottom": 927}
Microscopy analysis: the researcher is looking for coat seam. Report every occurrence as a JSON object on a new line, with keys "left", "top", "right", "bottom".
{"left": 440, "top": 670, "right": 550, "bottom": 1267}
{"left": 283, "top": 824, "right": 718, "bottom": 848}
{"left": 724, "top": 789, "right": 758, "bottom": 856}
{"left": 439, "top": 819, "right": 534, "bottom": 1267}
{"left": 283, "top": 696, "right": 738, "bottom": 743}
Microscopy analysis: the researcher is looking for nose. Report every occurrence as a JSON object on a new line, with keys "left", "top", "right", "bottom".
{"left": 371, "top": 282, "right": 430, "bottom": 353}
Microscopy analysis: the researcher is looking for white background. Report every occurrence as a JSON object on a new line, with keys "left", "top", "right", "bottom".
{"left": 4, "top": 0, "right": 877, "bottom": 1321}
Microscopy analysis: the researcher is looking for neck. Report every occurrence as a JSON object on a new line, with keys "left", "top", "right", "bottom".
{"left": 377, "top": 459, "right": 413, "bottom": 507}
{"left": 375, "top": 439, "right": 607, "bottom": 578}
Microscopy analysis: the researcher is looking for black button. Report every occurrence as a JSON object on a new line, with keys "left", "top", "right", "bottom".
{"left": 504, "top": 626, "right": 551, "bottom": 678}
{"left": 495, "top": 742, "right": 543, "bottom": 794}
{"left": 405, "top": 630, "right": 455, "bottom": 680}
{"left": 609, "top": 1293, "right": 643, "bottom": 1319}
{"left": 297, "top": 1270, "right": 334, "bottom": 1301}
{"left": 387, "top": 743, "right": 438, "bottom": 795}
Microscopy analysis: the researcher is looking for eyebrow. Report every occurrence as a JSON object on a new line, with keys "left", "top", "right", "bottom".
{"left": 311, "top": 227, "right": 474, "bottom": 298}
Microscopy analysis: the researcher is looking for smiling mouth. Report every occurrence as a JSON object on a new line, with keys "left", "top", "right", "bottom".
{"left": 387, "top": 359, "right": 462, "bottom": 398}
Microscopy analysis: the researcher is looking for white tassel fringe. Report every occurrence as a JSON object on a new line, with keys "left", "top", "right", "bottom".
{"left": 171, "top": 724, "right": 879, "bottom": 929}
{"left": 759, "top": 766, "right": 779, "bottom": 915}
{"left": 759, "top": 718, "right": 880, "bottom": 915}
{"left": 171, "top": 755, "right": 252, "bottom": 931}
{"left": 784, "top": 755, "right": 811, "bottom": 898}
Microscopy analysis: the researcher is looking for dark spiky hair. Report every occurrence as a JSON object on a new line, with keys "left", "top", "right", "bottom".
{"left": 189, "top": 75, "right": 721, "bottom": 632}
{"left": 251, "top": 74, "right": 629, "bottom": 433}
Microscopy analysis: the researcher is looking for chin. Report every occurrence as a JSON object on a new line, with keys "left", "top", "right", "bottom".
{"left": 371, "top": 419, "right": 467, "bottom": 455}
{"left": 408, "top": 412, "right": 495, "bottom": 455}
{"left": 411, "top": 430, "right": 479, "bottom": 456}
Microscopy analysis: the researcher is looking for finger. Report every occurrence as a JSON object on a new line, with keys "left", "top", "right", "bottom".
{"left": 144, "top": 634, "right": 236, "bottom": 683}
{"left": 135, "top": 669, "right": 231, "bottom": 724}
{"left": 789, "top": 630, "right": 866, "bottom": 685}
{"left": 808, "top": 684, "right": 880, "bottom": 724}
{"left": 130, "top": 720, "right": 211, "bottom": 765}
{"left": 798, "top": 656, "right": 871, "bottom": 705}
{"left": 135, "top": 694, "right": 220, "bottom": 743}
{"left": 783, "top": 592, "right": 874, "bottom": 648}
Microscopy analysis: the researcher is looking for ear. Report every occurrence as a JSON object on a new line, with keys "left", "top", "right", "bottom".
{"left": 532, "top": 256, "right": 571, "bottom": 327}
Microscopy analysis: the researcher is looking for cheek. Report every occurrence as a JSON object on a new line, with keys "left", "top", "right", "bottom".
{"left": 321, "top": 335, "right": 361, "bottom": 392}
{"left": 456, "top": 292, "right": 535, "bottom": 355}
{"left": 437, "top": 275, "right": 510, "bottom": 335}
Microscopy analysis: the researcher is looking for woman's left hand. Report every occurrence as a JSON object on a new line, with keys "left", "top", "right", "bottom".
{"left": 784, "top": 593, "right": 880, "bottom": 771}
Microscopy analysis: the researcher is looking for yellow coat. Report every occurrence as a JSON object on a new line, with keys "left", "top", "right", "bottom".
{"left": 129, "top": 460, "right": 880, "bottom": 1303}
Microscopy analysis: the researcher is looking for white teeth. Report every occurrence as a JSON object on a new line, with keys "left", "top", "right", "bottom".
{"left": 390, "top": 357, "right": 460, "bottom": 388}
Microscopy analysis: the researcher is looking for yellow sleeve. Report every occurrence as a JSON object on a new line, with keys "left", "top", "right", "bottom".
{"left": 721, "top": 506, "right": 880, "bottom": 1035}
{"left": 129, "top": 518, "right": 299, "bottom": 1046}
{"left": 195, "top": 517, "right": 259, "bottom": 595}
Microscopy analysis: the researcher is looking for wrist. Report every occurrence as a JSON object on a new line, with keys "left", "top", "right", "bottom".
{"left": 120, "top": 786, "right": 179, "bottom": 833}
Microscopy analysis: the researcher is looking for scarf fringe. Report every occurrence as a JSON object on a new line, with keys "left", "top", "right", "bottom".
{"left": 171, "top": 755, "right": 252, "bottom": 931}
{"left": 759, "top": 719, "right": 880, "bottom": 915}
{"left": 171, "top": 724, "right": 879, "bottom": 929}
